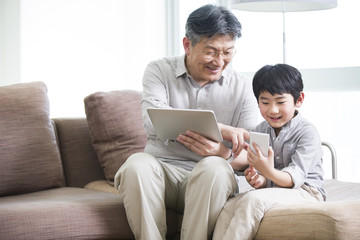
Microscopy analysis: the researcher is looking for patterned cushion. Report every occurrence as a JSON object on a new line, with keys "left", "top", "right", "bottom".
{"left": 84, "top": 90, "right": 147, "bottom": 184}
{"left": 0, "top": 81, "right": 64, "bottom": 196}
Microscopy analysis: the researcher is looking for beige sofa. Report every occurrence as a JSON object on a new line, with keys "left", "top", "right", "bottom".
{"left": 0, "top": 82, "right": 180, "bottom": 240}
{"left": 1, "top": 81, "right": 359, "bottom": 240}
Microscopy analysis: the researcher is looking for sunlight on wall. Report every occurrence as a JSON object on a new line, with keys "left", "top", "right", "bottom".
{"left": 21, "top": 0, "right": 165, "bottom": 117}
{"left": 231, "top": 0, "right": 360, "bottom": 71}
{"left": 19, "top": 0, "right": 359, "bottom": 183}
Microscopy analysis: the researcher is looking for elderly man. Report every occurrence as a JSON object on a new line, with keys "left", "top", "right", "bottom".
{"left": 115, "top": 4, "right": 258, "bottom": 240}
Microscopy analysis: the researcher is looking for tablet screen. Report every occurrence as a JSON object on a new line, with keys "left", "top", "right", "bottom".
{"left": 147, "top": 108, "right": 223, "bottom": 142}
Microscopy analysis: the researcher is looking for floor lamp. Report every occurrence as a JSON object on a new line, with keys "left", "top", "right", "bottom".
{"left": 231, "top": 0, "right": 337, "bottom": 63}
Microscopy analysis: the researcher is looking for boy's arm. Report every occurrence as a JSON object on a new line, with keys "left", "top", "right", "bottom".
{"left": 230, "top": 149, "right": 248, "bottom": 171}
{"left": 247, "top": 144, "right": 294, "bottom": 188}
{"left": 264, "top": 168, "right": 294, "bottom": 188}
{"left": 280, "top": 126, "right": 323, "bottom": 189}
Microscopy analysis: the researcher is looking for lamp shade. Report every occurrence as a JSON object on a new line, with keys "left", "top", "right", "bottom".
{"left": 232, "top": 0, "right": 337, "bottom": 12}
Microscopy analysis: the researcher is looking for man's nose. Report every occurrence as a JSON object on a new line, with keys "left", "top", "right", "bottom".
{"left": 212, "top": 53, "right": 225, "bottom": 66}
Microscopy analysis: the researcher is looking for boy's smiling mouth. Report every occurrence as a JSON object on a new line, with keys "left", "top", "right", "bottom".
{"left": 269, "top": 116, "right": 282, "bottom": 121}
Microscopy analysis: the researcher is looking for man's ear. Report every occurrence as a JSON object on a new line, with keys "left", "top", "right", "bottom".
{"left": 183, "top": 37, "right": 191, "bottom": 56}
{"left": 296, "top": 92, "right": 305, "bottom": 108}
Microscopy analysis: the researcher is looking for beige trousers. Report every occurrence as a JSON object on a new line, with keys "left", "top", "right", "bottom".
{"left": 213, "top": 184, "right": 323, "bottom": 240}
{"left": 114, "top": 152, "right": 237, "bottom": 240}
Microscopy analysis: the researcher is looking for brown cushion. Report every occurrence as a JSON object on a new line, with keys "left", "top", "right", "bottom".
{"left": 255, "top": 201, "right": 360, "bottom": 240}
{"left": 0, "top": 81, "right": 64, "bottom": 196}
{"left": 84, "top": 90, "right": 147, "bottom": 185}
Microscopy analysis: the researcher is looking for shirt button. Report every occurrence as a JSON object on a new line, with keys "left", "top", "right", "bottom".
{"left": 276, "top": 156, "right": 280, "bottom": 160}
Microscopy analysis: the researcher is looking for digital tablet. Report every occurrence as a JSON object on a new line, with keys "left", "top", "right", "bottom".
{"left": 250, "top": 132, "right": 269, "bottom": 157}
{"left": 147, "top": 108, "right": 223, "bottom": 142}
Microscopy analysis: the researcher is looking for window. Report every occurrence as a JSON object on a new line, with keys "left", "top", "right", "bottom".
{"left": 229, "top": 0, "right": 360, "bottom": 182}
{"left": 21, "top": 0, "right": 166, "bottom": 117}
{"left": 16, "top": 0, "right": 360, "bottom": 182}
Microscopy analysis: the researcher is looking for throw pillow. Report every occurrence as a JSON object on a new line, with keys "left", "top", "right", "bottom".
{"left": 84, "top": 90, "right": 147, "bottom": 185}
{"left": 0, "top": 81, "right": 64, "bottom": 196}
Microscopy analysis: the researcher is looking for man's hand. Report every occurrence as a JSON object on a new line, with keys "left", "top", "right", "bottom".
{"left": 244, "top": 165, "right": 266, "bottom": 189}
{"left": 218, "top": 123, "right": 250, "bottom": 158}
{"left": 176, "top": 130, "right": 231, "bottom": 158}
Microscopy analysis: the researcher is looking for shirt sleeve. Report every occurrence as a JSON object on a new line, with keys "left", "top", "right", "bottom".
{"left": 235, "top": 75, "right": 258, "bottom": 132}
{"left": 281, "top": 124, "right": 323, "bottom": 189}
{"left": 141, "top": 61, "right": 172, "bottom": 137}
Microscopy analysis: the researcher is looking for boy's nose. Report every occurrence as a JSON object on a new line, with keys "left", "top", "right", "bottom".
{"left": 269, "top": 104, "right": 279, "bottom": 113}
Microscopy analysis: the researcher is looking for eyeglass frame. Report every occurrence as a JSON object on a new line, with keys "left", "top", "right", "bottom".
{"left": 198, "top": 47, "right": 237, "bottom": 60}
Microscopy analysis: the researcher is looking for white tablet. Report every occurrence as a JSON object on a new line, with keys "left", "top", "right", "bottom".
{"left": 250, "top": 132, "right": 269, "bottom": 157}
{"left": 147, "top": 108, "right": 223, "bottom": 142}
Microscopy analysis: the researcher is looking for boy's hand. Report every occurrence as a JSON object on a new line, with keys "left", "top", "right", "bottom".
{"left": 247, "top": 142, "right": 275, "bottom": 179}
{"left": 244, "top": 165, "right": 266, "bottom": 189}
{"left": 218, "top": 123, "right": 249, "bottom": 158}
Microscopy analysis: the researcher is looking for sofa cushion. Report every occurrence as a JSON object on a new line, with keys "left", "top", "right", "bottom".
{"left": 84, "top": 90, "right": 147, "bottom": 185}
{"left": 53, "top": 118, "right": 105, "bottom": 188}
{"left": 255, "top": 201, "right": 360, "bottom": 240}
{"left": 0, "top": 81, "right": 64, "bottom": 196}
{"left": 0, "top": 187, "right": 134, "bottom": 239}
{"left": 0, "top": 187, "right": 181, "bottom": 239}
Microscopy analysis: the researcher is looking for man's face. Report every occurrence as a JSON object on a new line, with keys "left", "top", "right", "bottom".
{"left": 183, "top": 34, "right": 235, "bottom": 86}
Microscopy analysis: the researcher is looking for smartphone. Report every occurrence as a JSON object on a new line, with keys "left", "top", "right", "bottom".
{"left": 250, "top": 132, "right": 269, "bottom": 157}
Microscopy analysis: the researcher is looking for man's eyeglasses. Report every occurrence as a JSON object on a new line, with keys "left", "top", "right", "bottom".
{"left": 200, "top": 48, "right": 236, "bottom": 60}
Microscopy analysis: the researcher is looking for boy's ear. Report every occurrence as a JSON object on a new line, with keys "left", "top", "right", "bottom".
{"left": 295, "top": 92, "right": 305, "bottom": 108}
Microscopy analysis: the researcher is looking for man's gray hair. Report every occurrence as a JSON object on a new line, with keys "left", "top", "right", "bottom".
{"left": 185, "top": 4, "right": 242, "bottom": 46}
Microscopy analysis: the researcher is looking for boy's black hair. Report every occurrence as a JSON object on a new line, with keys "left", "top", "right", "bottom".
{"left": 252, "top": 64, "right": 304, "bottom": 104}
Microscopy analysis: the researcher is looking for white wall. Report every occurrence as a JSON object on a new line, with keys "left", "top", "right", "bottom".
{"left": 0, "top": 0, "right": 21, "bottom": 86}
{"left": 20, "top": 0, "right": 166, "bottom": 117}
{"left": 1, "top": 0, "right": 359, "bottom": 183}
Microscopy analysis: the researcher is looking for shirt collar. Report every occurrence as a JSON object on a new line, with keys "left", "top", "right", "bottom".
{"left": 175, "top": 55, "right": 188, "bottom": 78}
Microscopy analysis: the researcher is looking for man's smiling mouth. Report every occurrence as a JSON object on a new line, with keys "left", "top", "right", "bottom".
{"left": 207, "top": 65, "right": 221, "bottom": 72}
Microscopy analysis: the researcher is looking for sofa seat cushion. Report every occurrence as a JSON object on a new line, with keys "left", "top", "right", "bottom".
{"left": 216, "top": 178, "right": 360, "bottom": 240}
{"left": 0, "top": 187, "right": 133, "bottom": 240}
{"left": 0, "top": 82, "right": 64, "bottom": 196}
{"left": 84, "top": 180, "right": 181, "bottom": 238}
{"left": 255, "top": 201, "right": 360, "bottom": 240}
{"left": 84, "top": 90, "right": 147, "bottom": 185}
{"left": 85, "top": 179, "right": 120, "bottom": 194}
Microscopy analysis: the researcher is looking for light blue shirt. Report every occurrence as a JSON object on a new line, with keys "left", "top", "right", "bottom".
{"left": 254, "top": 111, "right": 326, "bottom": 199}
{"left": 142, "top": 55, "right": 258, "bottom": 170}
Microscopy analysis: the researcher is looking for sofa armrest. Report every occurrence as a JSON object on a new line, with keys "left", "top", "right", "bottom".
{"left": 53, "top": 118, "right": 105, "bottom": 187}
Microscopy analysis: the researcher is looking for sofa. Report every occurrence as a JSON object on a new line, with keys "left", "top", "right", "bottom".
{"left": 0, "top": 81, "right": 360, "bottom": 240}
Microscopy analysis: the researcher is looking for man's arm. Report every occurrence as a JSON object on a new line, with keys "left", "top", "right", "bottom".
{"left": 141, "top": 61, "right": 171, "bottom": 137}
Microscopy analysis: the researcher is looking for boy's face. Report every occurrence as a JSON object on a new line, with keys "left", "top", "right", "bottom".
{"left": 258, "top": 91, "right": 304, "bottom": 133}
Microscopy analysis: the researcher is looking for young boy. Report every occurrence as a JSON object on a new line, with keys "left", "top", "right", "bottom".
{"left": 213, "top": 64, "right": 326, "bottom": 240}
